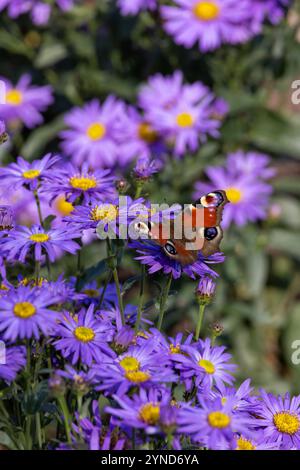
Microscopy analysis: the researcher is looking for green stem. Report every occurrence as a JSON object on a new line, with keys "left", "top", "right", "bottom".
{"left": 157, "top": 273, "right": 172, "bottom": 331}
{"left": 106, "top": 239, "right": 125, "bottom": 325}
{"left": 98, "top": 271, "right": 113, "bottom": 309}
{"left": 34, "top": 260, "right": 40, "bottom": 283}
{"left": 112, "top": 267, "right": 125, "bottom": 326}
{"left": 135, "top": 265, "right": 146, "bottom": 333}
{"left": 134, "top": 182, "right": 143, "bottom": 199}
{"left": 34, "top": 190, "right": 44, "bottom": 228}
{"left": 195, "top": 302, "right": 206, "bottom": 341}
{"left": 57, "top": 396, "right": 72, "bottom": 444}
{"left": 35, "top": 412, "right": 43, "bottom": 449}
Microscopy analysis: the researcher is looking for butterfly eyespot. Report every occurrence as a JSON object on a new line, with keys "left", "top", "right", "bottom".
{"left": 164, "top": 241, "right": 177, "bottom": 256}
{"left": 201, "top": 191, "right": 224, "bottom": 208}
{"left": 204, "top": 227, "right": 219, "bottom": 240}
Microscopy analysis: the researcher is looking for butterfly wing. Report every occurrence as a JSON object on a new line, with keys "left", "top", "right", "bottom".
{"left": 133, "top": 190, "right": 228, "bottom": 265}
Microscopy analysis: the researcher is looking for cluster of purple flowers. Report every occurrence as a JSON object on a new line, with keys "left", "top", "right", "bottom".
{"left": 2, "top": 277, "right": 300, "bottom": 451}
{"left": 0, "top": 0, "right": 75, "bottom": 26}
{"left": 118, "top": 0, "right": 290, "bottom": 52}
{"left": 60, "top": 71, "right": 226, "bottom": 167}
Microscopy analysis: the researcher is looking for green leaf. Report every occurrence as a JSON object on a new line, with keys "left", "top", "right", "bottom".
{"left": 35, "top": 42, "right": 68, "bottom": 68}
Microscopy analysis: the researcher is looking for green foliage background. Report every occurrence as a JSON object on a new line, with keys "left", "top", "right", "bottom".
{"left": 1, "top": 0, "right": 300, "bottom": 394}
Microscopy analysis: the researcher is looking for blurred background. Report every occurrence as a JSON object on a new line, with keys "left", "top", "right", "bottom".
{"left": 1, "top": 0, "right": 300, "bottom": 393}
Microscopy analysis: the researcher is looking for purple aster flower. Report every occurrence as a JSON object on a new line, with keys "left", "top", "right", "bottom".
{"left": 0, "top": 75, "right": 53, "bottom": 128}
{"left": 118, "top": 0, "right": 157, "bottom": 15}
{"left": 0, "top": 205, "right": 14, "bottom": 230}
{"left": 53, "top": 305, "right": 114, "bottom": 366}
{"left": 174, "top": 338, "right": 236, "bottom": 391}
{"left": 0, "top": 344, "right": 26, "bottom": 383}
{"left": 138, "top": 71, "right": 184, "bottom": 113}
{"left": 64, "top": 196, "right": 144, "bottom": 239}
{"left": 209, "top": 379, "right": 258, "bottom": 414}
{"left": 130, "top": 240, "right": 224, "bottom": 280}
{"left": 0, "top": 224, "right": 80, "bottom": 263}
{"left": 146, "top": 81, "right": 220, "bottom": 156}
{"left": 92, "top": 340, "right": 176, "bottom": 395}
{"left": 106, "top": 387, "right": 172, "bottom": 435}
{"left": 117, "top": 106, "right": 165, "bottom": 162}
{"left": 57, "top": 365, "right": 96, "bottom": 394}
{"left": 60, "top": 98, "right": 127, "bottom": 168}
{"left": 232, "top": 431, "right": 279, "bottom": 450}
{"left": 42, "top": 162, "right": 116, "bottom": 204}
{"left": 0, "top": 154, "right": 59, "bottom": 192}
{"left": 146, "top": 328, "right": 193, "bottom": 359}
{"left": 73, "top": 400, "right": 126, "bottom": 450}
{"left": 133, "top": 156, "right": 162, "bottom": 181}
{"left": 178, "top": 397, "right": 255, "bottom": 450}
{"left": 161, "top": 0, "right": 254, "bottom": 52}
{"left": 0, "top": 285, "right": 60, "bottom": 341}
{"left": 0, "top": 1, "right": 75, "bottom": 25}
{"left": 252, "top": 0, "right": 290, "bottom": 28}
{"left": 255, "top": 391, "right": 300, "bottom": 450}
{"left": 196, "top": 277, "right": 216, "bottom": 302}
{"left": 194, "top": 151, "right": 274, "bottom": 228}
{"left": 226, "top": 150, "right": 276, "bottom": 180}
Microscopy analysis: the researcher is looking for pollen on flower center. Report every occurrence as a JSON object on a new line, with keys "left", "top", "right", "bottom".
{"left": 29, "top": 233, "right": 50, "bottom": 243}
{"left": 125, "top": 370, "right": 151, "bottom": 383}
{"left": 170, "top": 344, "right": 181, "bottom": 354}
{"left": 54, "top": 196, "right": 74, "bottom": 216}
{"left": 176, "top": 112, "right": 194, "bottom": 128}
{"left": 86, "top": 122, "right": 106, "bottom": 141}
{"left": 138, "top": 123, "right": 158, "bottom": 143}
{"left": 13, "top": 301, "right": 36, "bottom": 319}
{"left": 139, "top": 403, "right": 160, "bottom": 425}
{"left": 208, "top": 411, "right": 231, "bottom": 428}
{"left": 236, "top": 437, "right": 256, "bottom": 450}
{"left": 69, "top": 175, "right": 97, "bottom": 191}
{"left": 273, "top": 412, "right": 300, "bottom": 435}
{"left": 74, "top": 326, "right": 95, "bottom": 343}
{"left": 226, "top": 187, "right": 243, "bottom": 204}
{"left": 199, "top": 359, "right": 215, "bottom": 374}
{"left": 193, "top": 1, "right": 220, "bottom": 21}
{"left": 90, "top": 205, "right": 118, "bottom": 222}
{"left": 83, "top": 289, "right": 99, "bottom": 298}
{"left": 22, "top": 169, "right": 41, "bottom": 180}
{"left": 6, "top": 89, "right": 23, "bottom": 105}
{"left": 119, "top": 356, "right": 140, "bottom": 372}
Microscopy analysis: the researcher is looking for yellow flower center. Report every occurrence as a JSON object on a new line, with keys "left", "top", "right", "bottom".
{"left": 86, "top": 122, "right": 106, "bottom": 141}
{"left": 0, "top": 284, "right": 9, "bottom": 291}
{"left": 13, "top": 301, "right": 36, "bottom": 319}
{"left": 176, "top": 112, "right": 194, "bottom": 128}
{"left": 83, "top": 289, "right": 99, "bottom": 298}
{"left": 69, "top": 176, "right": 97, "bottom": 191}
{"left": 29, "top": 233, "right": 49, "bottom": 243}
{"left": 125, "top": 370, "right": 151, "bottom": 383}
{"left": 273, "top": 412, "right": 300, "bottom": 435}
{"left": 54, "top": 196, "right": 74, "bottom": 216}
{"left": 199, "top": 359, "right": 215, "bottom": 374}
{"left": 170, "top": 344, "right": 181, "bottom": 354}
{"left": 236, "top": 437, "right": 256, "bottom": 450}
{"left": 6, "top": 89, "right": 23, "bottom": 105}
{"left": 226, "top": 187, "right": 243, "bottom": 204}
{"left": 138, "top": 123, "right": 157, "bottom": 143}
{"left": 208, "top": 411, "right": 231, "bottom": 429}
{"left": 139, "top": 403, "right": 160, "bottom": 425}
{"left": 119, "top": 356, "right": 140, "bottom": 372}
{"left": 74, "top": 326, "right": 95, "bottom": 343}
{"left": 22, "top": 169, "right": 41, "bottom": 180}
{"left": 193, "top": 1, "right": 220, "bottom": 21}
{"left": 90, "top": 205, "right": 118, "bottom": 222}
